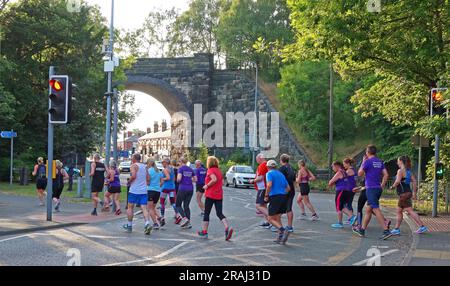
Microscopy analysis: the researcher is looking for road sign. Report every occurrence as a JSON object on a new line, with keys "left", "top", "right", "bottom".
{"left": 1, "top": 131, "right": 18, "bottom": 138}
{"left": 411, "top": 135, "right": 429, "bottom": 148}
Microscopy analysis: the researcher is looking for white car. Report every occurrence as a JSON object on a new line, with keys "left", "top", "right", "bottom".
{"left": 225, "top": 165, "right": 256, "bottom": 188}
{"left": 118, "top": 161, "right": 131, "bottom": 173}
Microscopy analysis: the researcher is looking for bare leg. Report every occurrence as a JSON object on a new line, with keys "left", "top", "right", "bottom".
{"left": 395, "top": 207, "right": 403, "bottom": 229}
{"left": 221, "top": 218, "right": 230, "bottom": 230}
{"left": 297, "top": 195, "right": 306, "bottom": 214}
{"left": 268, "top": 214, "right": 283, "bottom": 229}
{"left": 303, "top": 196, "right": 317, "bottom": 214}
{"left": 196, "top": 192, "right": 205, "bottom": 212}
{"left": 287, "top": 211, "right": 293, "bottom": 227}
{"left": 362, "top": 207, "right": 373, "bottom": 230}
{"left": 92, "top": 192, "right": 100, "bottom": 208}
{"left": 405, "top": 207, "right": 425, "bottom": 227}
{"left": 372, "top": 208, "right": 388, "bottom": 230}
{"left": 114, "top": 193, "right": 120, "bottom": 211}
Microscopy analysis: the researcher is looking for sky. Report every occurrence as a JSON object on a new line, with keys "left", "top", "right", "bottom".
{"left": 84, "top": 0, "right": 190, "bottom": 134}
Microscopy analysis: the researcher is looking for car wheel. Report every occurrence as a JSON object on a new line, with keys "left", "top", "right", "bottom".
{"left": 233, "top": 179, "right": 238, "bottom": 188}
{"left": 225, "top": 179, "right": 229, "bottom": 187}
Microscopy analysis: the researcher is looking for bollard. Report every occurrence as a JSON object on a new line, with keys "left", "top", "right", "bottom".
{"left": 77, "top": 177, "right": 83, "bottom": 198}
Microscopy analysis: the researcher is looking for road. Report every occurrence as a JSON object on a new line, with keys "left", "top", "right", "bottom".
{"left": 0, "top": 186, "right": 414, "bottom": 266}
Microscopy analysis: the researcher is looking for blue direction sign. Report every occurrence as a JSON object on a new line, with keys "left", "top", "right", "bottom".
{"left": 1, "top": 131, "right": 17, "bottom": 138}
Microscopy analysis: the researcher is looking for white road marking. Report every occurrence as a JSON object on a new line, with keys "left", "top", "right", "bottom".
{"left": 103, "top": 241, "right": 190, "bottom": 266}
{"left": 352, "top": 249, "right": 399, "bottom": 266}
{"left": 0, "top": 232, "right": 51, "bottom": 243}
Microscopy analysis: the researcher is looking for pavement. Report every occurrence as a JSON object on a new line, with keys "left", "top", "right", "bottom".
{"left": 0, "top": 192, "right": 126, "bottom": 236}
{"left": 0, "top": 187, "right": 448, "bottom": 266}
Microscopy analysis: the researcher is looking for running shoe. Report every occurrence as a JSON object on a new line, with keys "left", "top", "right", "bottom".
{"left": 349, "top": 215, "right": 357, "bottom": 226}
{"left": 54, "top": 201, "right": 60, "bottom": 210}
{"left": 122, "top": 224, "right": 132, "bottom": 233}
{"left": 331, "top": 223, "right": 344, "bottom": 228}
{"left": 99, "top": 201, "right": 104, "bottom": 207}
{"left": 91, "top": 209, "right": 98, "bottom": 216}
{"left": 270, "top": 226, "right": 278, "bottom": 232}
{"left": 174, "top": 216, "right": 182, "bottom": 225}
{"left": 200, "top": 212, "right": 205, "bottom": 217}
{"left": 144, "top": 224, "right": 152, "bottom": 235}
{"left": 197, "top": 231, "right": 208, "bottom": 239}
{"left": 353, "top": 227, "right": 365, "bottom": 237}
{"left": 225, "top": 228, "right": 234, "bottom": 241}
{"left": 273, "top": 232, "right": 283, "bottom": 243}
{"left": 180, "top": 218, "right": 190, "bottom": 228}
{"left": 152, "top": 223, "right": 160, "bottom": 230}
{"left": 259, "top": 221, "right": 270, "bottom": 227}
{"left": 181, "top": 223, "right": 192, "bottom": 229}
{"left": 298, "top": 214, "right": 308, "bottom": 220}
{"left": 380, "top": 229, "right": 393, "bottom": 240}
{"left": 344, "top": 219, "right": 351, "bottom": 225}
{"left": 415, "top": 226, "right": 428, "bottom": 234}
{"left": 390, "top": 228, "right": 401, "bottom": 236}
{"left": 159, "top": 217, "right": 166, "bottom": 227}
{"left": 115, "top": 209, "right": 122, "bottom": 216}
{"left": 286, "top": 226, "right": 294, "bottom": 233}
{"left": 280, "top": 228, "right": 290, "bottom": 245}
{"left": 311, "top": 214, "right": 320, "bottom": 221}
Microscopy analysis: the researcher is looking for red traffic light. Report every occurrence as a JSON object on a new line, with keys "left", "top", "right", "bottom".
{"left": 49, "top": 79, "right": 63, "bottom": 91}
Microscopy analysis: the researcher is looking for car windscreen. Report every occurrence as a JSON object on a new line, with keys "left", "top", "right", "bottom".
{"left": 236, "top": 166, "right": 254, "bottom": 174}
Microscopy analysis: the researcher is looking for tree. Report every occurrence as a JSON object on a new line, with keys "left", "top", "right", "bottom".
{"left": 285, "top": 0, "right": 450, "bottom": 126}
{"left": 0, "top": 0, "right": 135, "bottom": 173}
{"left": 278, "top": 60, "right": 359, "bottom": 141}
{"left": 167, "top": 0, "right": 223, "bottom": 62}
{"left": 216, "top": 0, "right": 294, "bottom": 78}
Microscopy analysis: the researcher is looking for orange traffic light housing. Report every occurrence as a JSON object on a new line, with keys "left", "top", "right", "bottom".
{"left": 430, "top": 88, "right": 447, "bottom": 116}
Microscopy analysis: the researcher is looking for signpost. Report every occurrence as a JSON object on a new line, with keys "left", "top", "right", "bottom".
{"left": 1, "top": 130, "right": 18, "bottom": 185}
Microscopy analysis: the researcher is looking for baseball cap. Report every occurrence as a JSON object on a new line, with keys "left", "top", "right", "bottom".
{"left": 267, "top": 160, "right": 277, "bottom": 168}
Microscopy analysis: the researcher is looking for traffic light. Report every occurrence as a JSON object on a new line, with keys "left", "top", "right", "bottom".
{"left": 49, "top": 75, "right": 72, "bottom": 124}
{"left": 436, "top": 162, "right": 445, "bottom": 180}
{"left": 430, "top": 88, "right": 447, "bottom": 116}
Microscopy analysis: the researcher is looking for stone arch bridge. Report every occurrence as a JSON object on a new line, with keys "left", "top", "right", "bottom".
{"left": 125, "top": 53, "right": 312, "bottom": 164}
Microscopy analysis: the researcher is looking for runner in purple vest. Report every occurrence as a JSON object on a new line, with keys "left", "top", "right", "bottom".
{"left": 176, "top": 157, "right": 197, "bottom": 229}
{"left": 195, "top": 160, "right": 207, "bottom": 216}
{"left": 105, "top": 160, "right": 122, "bottom": 215}
{"left": 328, "top": 161, "right": 356, "bottom": 228}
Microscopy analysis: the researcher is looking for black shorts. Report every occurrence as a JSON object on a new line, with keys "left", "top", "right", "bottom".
{"left": 36, "top": 178, "right": 47, "bottom": 190}
{"left": 286, "top": 191, "right": 295, "bottom": 212}
{"left": 148, "top": 191, "right": 161, "bottom": 203}
{"left": 268, "top": 195, "right": 287, "bottom": 216}
{"left": 196, "top": 184, "right": 205, "bottom": 193}
{"left": 91, "top": 183, "right": 104, "bottom": 193}
{"left": 108, "top": 186, "right": 121, "bottom": 194}
{"left": 300, "top": 183, "right": 310, "bottom": 196}
{"left": 335, "top": 190, "right": 353, "bottom": 212}
{"left": 256, "top": 189, "right": 267, "bottom": 205}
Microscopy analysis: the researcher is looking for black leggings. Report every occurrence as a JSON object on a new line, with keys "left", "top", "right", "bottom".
{"left": 203, "top": 198, "right": 226, "bottom": 222}
{"left": 176, "top": 191, "right": 193, "bottom": 220}
{"left": 357, "top": 189, "right": 367, "bottom": 225}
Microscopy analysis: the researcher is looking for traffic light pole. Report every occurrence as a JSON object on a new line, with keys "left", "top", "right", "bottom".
{"left": 47, "top": 66, "right": 55, "bottom": 222}
{"left": 432, "top": 135, "right": 439, "bottom": 217}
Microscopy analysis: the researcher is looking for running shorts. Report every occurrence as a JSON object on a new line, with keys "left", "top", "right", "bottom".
{"left": 268, "top": 195, "right": 287, "bottom": 216}
{"left": 286, "top": 190, "right": 295, "bottom": 212}
{"left": 128, "top": 193, "right": 148, "bottom": 205}
{"left": 108, "top": 186, "right": 121, "bottom": 194}
{"left": 196, "top": 184, "right": 205, "bottom": 193}
{"left": 366, "top": 188, "right": 383, "bottom": 209}
{"left": 147, "top": 191, "right": 161, "bottom": 203}
{"left": 398, "top": 192, "right": 412, "bottom": 209}
{"left": 36, "top": 178, "right": 47, "bottom": 190}
{"left": 256, "top": 189, "right": 266, "bottom": 205}
{"left": 335, "top": 190, "right": 353, "bottom": 212}
{"left": 299, "top": 183, "right": 310, "bottom": 196}
{"left": 91, "top": 183, "right": 104, "bottom": 193}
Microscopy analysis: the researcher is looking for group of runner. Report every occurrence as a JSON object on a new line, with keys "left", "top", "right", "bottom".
{"left": 32, "top": 143, "right": 428, "bottom": 243}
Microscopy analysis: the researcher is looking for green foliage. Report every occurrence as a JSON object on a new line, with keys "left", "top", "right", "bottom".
{"left": 216, "top": 0, "right": 294, "bottom": 80}
{"left": 168, "top": 0, "right": 223, "bottom": 59}
{"left": 278, "top": 60, "right": 359, "bottom": 141}
{"left": 185, "top": 141, "right": 210, "bottom": 164}
{"left": 0, "top": 0, "right": 135, "bottom": 178}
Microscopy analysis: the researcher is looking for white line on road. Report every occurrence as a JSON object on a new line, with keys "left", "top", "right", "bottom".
{"left": 103, "top": 241, "right": 190, "bottom": 266}
{"left": 0, "top": 232, "right": 52, "bottom": 243}
{"left": 154, "top": 241, "right": 190, "bottom": 259}
{"left": 352, "top": 249, "right": 399, "bottom": 266}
